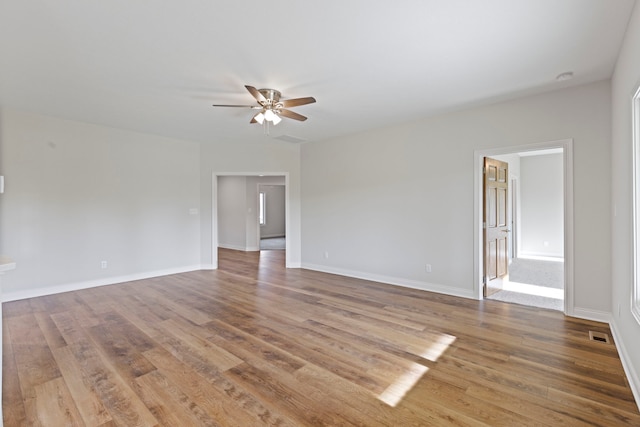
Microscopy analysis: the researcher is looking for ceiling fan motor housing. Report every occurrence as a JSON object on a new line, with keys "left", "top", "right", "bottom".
{"left": 212, "top": 85, "right": 315, "bottom": 124}
{"left": 258, "top": 89, "right": 281, "bottom": 106}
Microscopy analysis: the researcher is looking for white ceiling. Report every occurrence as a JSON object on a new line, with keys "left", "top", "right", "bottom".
{"left": 0, "top": 0, "right": 635, "bottom": 144}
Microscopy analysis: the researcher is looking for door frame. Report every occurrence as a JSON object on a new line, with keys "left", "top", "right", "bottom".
{"left": 510, "top": 176, "right": 518, "bottom": 260}
{"left": 212, "top": 172, "right": 291, "bottom": 269}
{"left": 473, "top": 139, "right": 574, "bottom": 315}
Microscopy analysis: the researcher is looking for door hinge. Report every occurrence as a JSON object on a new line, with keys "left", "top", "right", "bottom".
{"left": 482, "top": 276, "right": 487, "bottom": 285}
{"left": 483, "top": 222, "right": 486, "bottom": 229}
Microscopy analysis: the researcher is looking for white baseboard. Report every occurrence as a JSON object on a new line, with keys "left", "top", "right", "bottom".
{"left": 569, "top": 307, "right": 611, "bottom": 323}
{"left": 609, "top": 318, "right": 640, "bottom": 412}
{"left": 218, "top": 244, "right": 259, "bottom": 252}
{"left": 218, "top": 243, "right": 247, "bottom": 251}
{"left": 301, "top": 263, "right": 476, "bottom": 300}
{"left": 2, "top": 265, "right": 204, "bottom": 302}
{"left": 519, "top": 251, "right": 564, "bottom": 259}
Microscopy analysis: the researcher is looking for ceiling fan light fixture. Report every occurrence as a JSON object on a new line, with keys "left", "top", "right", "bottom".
{"left": 212, "top": 85, "right": 316, "bottom": 130}
{"left": 264, "top": 109, "right": 276, "bottom": 121}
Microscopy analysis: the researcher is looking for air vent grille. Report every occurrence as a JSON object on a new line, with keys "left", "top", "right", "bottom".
{"left": 589, "top": 331, "right": 610, "bottom": 344}
{"left": 274, "top": 134, "right": 307, "bottom": 144}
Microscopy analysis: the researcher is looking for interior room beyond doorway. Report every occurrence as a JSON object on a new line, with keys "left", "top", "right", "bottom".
{"left": 213, "top": 173, "right": 289, "bottom": 268}
{"left": 258, "top": 183, "right": 286, "bottom": 251}
{"left": 481, "top": 146, "right": 567, "bottom": 311}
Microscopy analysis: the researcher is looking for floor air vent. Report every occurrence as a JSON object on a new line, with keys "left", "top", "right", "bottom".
{"left": 589, "top": 331, "right": 610, "bottom": 344}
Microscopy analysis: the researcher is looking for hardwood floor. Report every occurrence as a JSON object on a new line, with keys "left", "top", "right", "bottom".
{"left": 3, "top": 248, "right": 639, "bottom": 426}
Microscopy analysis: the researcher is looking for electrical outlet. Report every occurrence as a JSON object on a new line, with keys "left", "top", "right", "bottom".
{"left": 324, "top": 251, "right": 329, "bottom": 259}
{"left": 426, "top": 264, "right": 432, "bottom": 273}
{"left": 101, "top": 261, "right": 108, "bottom": 269}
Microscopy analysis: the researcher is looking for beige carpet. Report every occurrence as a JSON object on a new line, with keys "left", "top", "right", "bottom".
{"left": 487, "top": 258, "right": 564, "bottom": 311}
{"left": 260, "top": 237, "right": 285, "bottom": 250}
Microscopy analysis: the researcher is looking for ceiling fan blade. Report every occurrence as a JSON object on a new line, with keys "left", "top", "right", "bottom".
{"left": 245, "top": 85, "right": 267, "bottom": 104}
{"left": 250, "top": 116, "right": 258, "bottom": 124}
{"left": 212, "top": 104, "right": 259, "bottom": 108}
{"left": 280, "top": 97, "right": 316, "bottom": 108}
{"left": 279, "top": 109, "right": 308, "bottom": 121}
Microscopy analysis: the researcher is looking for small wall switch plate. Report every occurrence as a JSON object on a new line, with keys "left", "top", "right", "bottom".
{"left": 426, "top": 264, "right": 432, "bottom": 273}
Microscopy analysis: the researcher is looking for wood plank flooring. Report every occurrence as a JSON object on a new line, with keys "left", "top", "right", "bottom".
{"left": 3, "top": 248, "right": 640, "bottom": 426}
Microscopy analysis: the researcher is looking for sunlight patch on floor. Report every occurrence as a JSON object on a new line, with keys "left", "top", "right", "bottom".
{"left": 378, "top": 363, "right": 429, "bottom": 407}
{"left": 504, "top": 281, "right": 563, "bottom": 299}
{"left": 420, "top": 333, "right": 457, "bottom": 361}
{"left": 378, "top": 334, "right": 456, "bottom": 407}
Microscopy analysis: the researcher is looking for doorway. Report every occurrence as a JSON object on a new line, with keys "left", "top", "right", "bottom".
{"left": 474, "top": 140, "right": 574, "bottom": 314}
{"left": 211, "top": 172, "right": 291, "bottom": 269}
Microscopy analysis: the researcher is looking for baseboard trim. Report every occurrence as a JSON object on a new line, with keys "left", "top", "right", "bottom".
{"left": 218, "top": 243, "right": 247, "bottom": 251}
{"left": 568, "top": 307, "right": 611, "bottom": 323}
{"left": 301, "top": 263, "right": 476, "bottom": 300}
{"left": 2, "top": 265, "right": 204, "bottom": 302}
{"left": 218, "top": 244, "right": 259, "bottom": 252}
{"left": 609, "top": 318, "right": 640, "bottom": 411}
{"left": 519, "top": 251, "right": 564, "bottom": 259}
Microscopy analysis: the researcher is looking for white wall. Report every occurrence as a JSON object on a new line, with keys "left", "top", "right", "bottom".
{"left": 0, "top": 108, "right": 302, "bottom": 295}
{"left": 217, "top": 176, "right": 248, "bottom": 251}
{"left": 611, "top": 1, "right": 640, "bottom": 405}
{"left": 302, "top": 81, "right": 611, "bottom": 310}
{"left": 0, "top": 109, "right": 202, "bottom": 300}
{"left": 520, "top": 153, "right": 564, "bottom": 257}
{"left": 260, "top": 184, "right": 286, "bottom": 238}
{"left": 199, "top": 142, "right": 300, "bottom": 267}
{"left": 216, "top": 176, "right": 286, "bottom": 251}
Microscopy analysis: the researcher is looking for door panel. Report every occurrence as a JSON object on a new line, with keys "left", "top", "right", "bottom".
{"left": 498, "top": 187, "right": 507, "bottom": 227}
{"left": 488, "top": 240, "right": 497, "bottom": 280}
{"left": 484, "top": 157, "right": 509, "bottom": 297}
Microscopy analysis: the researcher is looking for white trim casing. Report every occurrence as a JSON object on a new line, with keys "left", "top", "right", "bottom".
{"left": 631, "top": 85, "right": 640, "bottom": 325}
{"left": 211, "top": 172, "right": 293, "bottom": 269}
{"left": 610, "top": 317, "right": 640, "bottom": 411}
{"left": 473, "top": 139, "right": 575, "bottom": 317}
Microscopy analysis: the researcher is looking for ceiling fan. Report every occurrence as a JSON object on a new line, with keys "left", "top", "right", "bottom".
{"left": 212, "top": 85, "right": 316, "bottom": 126}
